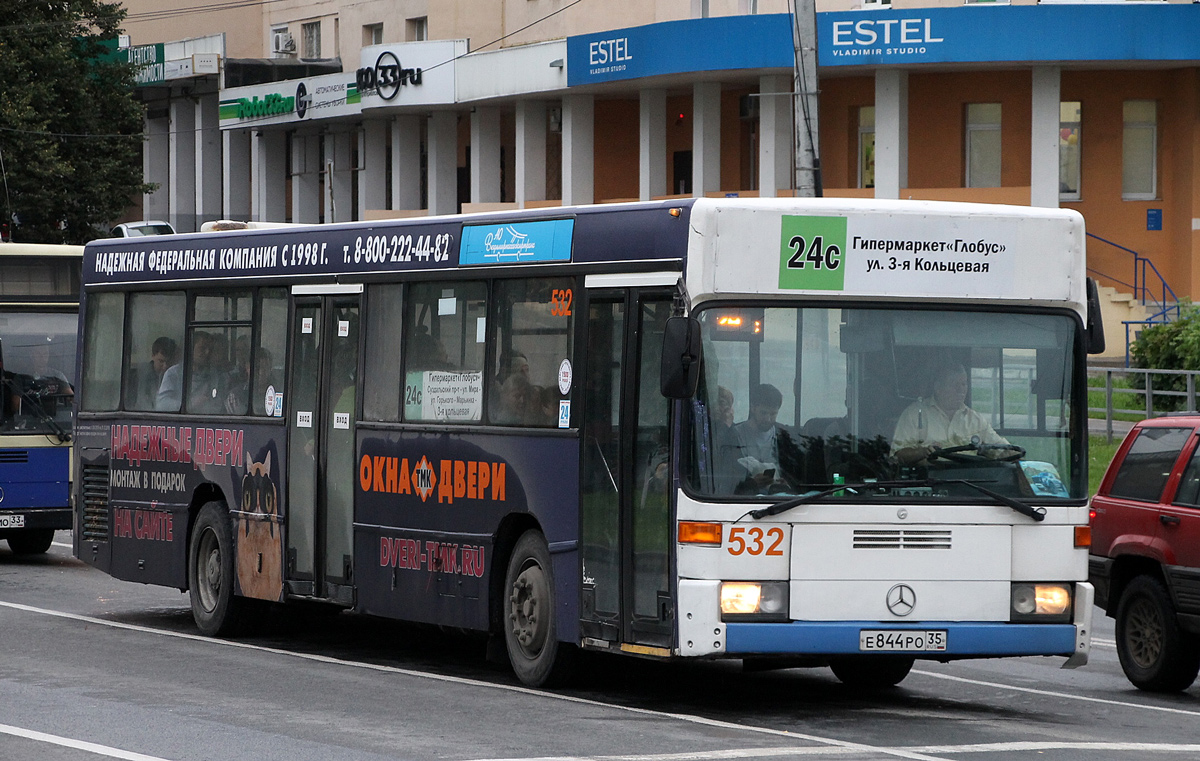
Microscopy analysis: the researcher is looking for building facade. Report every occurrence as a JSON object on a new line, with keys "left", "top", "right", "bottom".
{"left": 118, "top": 0, "right": 1200, "bottom": 340}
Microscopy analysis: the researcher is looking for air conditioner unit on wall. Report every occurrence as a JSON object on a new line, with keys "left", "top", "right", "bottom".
{"left": 272, "top": 31, "right": 296, "bottom": 55}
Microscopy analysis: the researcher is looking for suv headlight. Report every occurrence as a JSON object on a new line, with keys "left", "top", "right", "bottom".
{"left": 720, "top": 581, "right": 790, "bottom": 622}
{"left": 1010, "top": 583, "right": 1073, "bottom": 622}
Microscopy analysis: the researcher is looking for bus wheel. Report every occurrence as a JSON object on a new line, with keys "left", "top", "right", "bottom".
{"left": 188, "top": 503, "right": 249, "bottom": 637}
{"left": 830, "top": 656, "right": 914, "bottom": 688}
{"left": 504, "top": 531, "right": 574, "bottom": 687}
{"left": 7, "top": 529, "right": 54, "bottom": 555}
{"left": 1116, "top": 575, "right": 1200, "bottom": 692}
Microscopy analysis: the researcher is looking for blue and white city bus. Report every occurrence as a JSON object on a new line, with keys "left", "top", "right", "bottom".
{"left": 0, "top": 242, "right": 81, "bottom": 555}
{"left": 73, "top": 198, "right": 1102, "bottom": 686}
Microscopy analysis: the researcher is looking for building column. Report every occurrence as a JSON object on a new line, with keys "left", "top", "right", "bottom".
{"left": 1031, "top": 66, "right": 1062, "bottom": 209}
{"left": 693, "top": 82, "right": 721, "bottom": 197}
{"left": 168, "top": 98, "right": 196, "bottom": 232}
{"left": 471, "top": 107, "right": 502, "bottom": 204}
{"left": 392, "top": 115, "right": 422, "bottom": 211}
{"left": 324, "top": 130, "right": 353, "bottom": 223}
{"left": 758, "top": 75, "right": 793, "bottom": 198}
{"left": 144, "top": 114, "right": 170, "bottom": 223}
{"left": 292, "top": 133, "right": 321, "bottom": 224}
{"left": 427, "top": 111, "right": 459, "bottom": 216}
{"left": 516, "top": 100, "right": 546, "bottom": 208}
{"left": 222, "top": 130, "right": 251, "bottom": 220}
{"left": 359, "top": 119, "right": 388, "bottom": 217}
{"left": 195, "top": 94, "right": 222, "bottom": 229}
{"left": 875, "top": 70, "right": 909, "bottom": 200}
{"left": 562, "top": 95, "right": 594, "bottom": 206}
{"left": 639, "top": 89, "right": 667, "bottom": 201}
{"left": 252, "top": 130, "right": 287, "bottom": 222}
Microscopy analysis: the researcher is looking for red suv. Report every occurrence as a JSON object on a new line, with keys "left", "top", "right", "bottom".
{"left": 1090, "top": 416, "right": 1200, "bottom": 691}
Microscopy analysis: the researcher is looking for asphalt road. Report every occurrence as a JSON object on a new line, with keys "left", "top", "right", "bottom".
{"left": 2, "top": 532, "right": 1199, "bottom": 761}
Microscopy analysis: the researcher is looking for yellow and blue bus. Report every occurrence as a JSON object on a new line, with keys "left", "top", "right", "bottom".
{"left": 0, "top": 242, "right": 81, "bottom": 554}
{"left": 72, "top": 198, "right": 1102, "bottom": 686}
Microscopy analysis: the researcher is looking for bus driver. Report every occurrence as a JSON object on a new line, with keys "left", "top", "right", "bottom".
{"left": 892, "top": 362, "right": 1009, "bottom": 466}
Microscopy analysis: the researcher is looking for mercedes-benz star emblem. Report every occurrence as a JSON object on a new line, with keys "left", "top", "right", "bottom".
{"left": 886, "top": 584, "right": 916, "bottom": 617}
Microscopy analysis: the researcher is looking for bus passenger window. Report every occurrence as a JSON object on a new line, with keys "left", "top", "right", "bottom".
{"left": 252, "top": 289, "right": 287, "bottom": 416}
{"left": 83, "top": 293, "right": 126, "bottom": 412}
{"left": 185, "top": 292, "right": 253, "bottom": 415}
{"left": 122, "top": 292, "right": 185, "bottom": 412}
{"left": 488, "top": 278, "right": 575, "bottom": 427}
{"left": 362, "top": 284, "right": 403, "bottom": 422}
{"left": 403, "top": 281, "right": 486, "bottom": 423}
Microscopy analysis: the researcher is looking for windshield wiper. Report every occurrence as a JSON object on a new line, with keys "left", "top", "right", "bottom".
{"left": 9, "top": 381, "right": 71, "bottom": 443}
{"left": 748, "top": 477, "right": 1045, "bottom": 522}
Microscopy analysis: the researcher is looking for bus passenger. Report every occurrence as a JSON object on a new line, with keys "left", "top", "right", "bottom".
{"left": 730, "top": 383, "right": 803, "bottom": 492}
{"left": 187, "top": 332, "right": 226, "bottom": 413}
{"left": 138, "top": 337, "right": 177, "bottom": 409}
{"left": 892, "top": 362, "right": 1009, "bottom": 465}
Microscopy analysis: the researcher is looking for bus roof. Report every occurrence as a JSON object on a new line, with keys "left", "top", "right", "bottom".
{"left": 0, "top": 242, "right": 86, "bottom": 258}
{"left": 81, "top": 200, "right": 695, "bottom": 288}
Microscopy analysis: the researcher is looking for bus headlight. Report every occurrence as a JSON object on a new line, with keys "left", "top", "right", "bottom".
{"left": 1011, "top": 583, "right": 1072, "bottom": 622}
{"left": 720, "top": 581, "right": 789, "bottom": 622}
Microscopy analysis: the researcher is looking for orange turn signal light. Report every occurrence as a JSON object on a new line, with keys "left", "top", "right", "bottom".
{"left": 1074, "top": 525, "right": 1092, "bottom": 548}
{"left": 678, "top": 521, "right": 722, "bottom": 545}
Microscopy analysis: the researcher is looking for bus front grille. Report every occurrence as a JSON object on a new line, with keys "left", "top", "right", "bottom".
{"left": 81, "top": 465, "right": 110, "bottom": 541}
{"left": 0, "top": 450, "right": 29, "bottom": 464}
{"left": 853, "top": 529, "right": 952, "bottom": 550}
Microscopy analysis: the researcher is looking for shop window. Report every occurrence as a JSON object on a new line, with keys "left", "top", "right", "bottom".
{"left": 406, "top": 17, "right": 427, "bottom": 42}
{"left": 1123, "top": 100, "right": 1157, "bottom": 201}
{"left": 965, "top": 103, "right": 1001, "bottom": 188}
{"left": 302, "top": 21, "right": 321, "bottom": 59}
{"left": 1059, "top": 101, "right": 1081, "bottom": 201}
{"left": 858, "top": 106, "right": 875, "bottom": 189}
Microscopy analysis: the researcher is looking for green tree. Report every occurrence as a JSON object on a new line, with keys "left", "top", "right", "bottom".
{"left": 0, "top": 0, "right": 149, "bottom": 244}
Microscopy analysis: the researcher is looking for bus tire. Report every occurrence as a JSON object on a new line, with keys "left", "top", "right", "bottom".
{"left": 830, "top": 656, "right": 914, "bottom": 688}
{"left": 188, "top": 503, "right": 250, "bottom": 637}
{"left": 503, "top": 530, "right": 575, "bottom": 687}
{"left": 1115, "top": 574, "right": 1200, "bottom": 692}
{"left": 7, "top": 529, "right": 54, "bottom": 555}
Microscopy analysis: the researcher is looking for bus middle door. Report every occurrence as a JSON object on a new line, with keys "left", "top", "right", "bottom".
{"left": 580, "top": 284, "right": 674, "bottom": 652}
{"left": 286, "top": 288, "right": 361, "bottom": 605}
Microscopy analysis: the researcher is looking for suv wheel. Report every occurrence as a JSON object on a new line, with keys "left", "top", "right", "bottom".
{"left": 1115, "top": 575, "right": 1200, "bottom": 692}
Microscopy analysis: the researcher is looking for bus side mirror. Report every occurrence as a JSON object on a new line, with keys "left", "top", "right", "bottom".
{"left": 661, "top": 316, "right": 702, "bottom": 399}
{"left": 1086, "top": 277, "right": 1106, "bottom": 355}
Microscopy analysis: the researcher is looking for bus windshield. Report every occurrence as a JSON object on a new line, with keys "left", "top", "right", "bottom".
{"left": 0, "top": 311, "right": 77, "bottom": 435}
{"left": 686, "top": 305, "right": 1081, "bottom": 502}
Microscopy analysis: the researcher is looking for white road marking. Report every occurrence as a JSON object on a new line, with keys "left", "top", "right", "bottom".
{"left": 0, "top": 721, "right": 175, "bottom": 761}
{"left": 51, "top": 541, "right": 72, "bottom": 549}
{"left": 911, "top": 668, "right": 1200, "bottom": 717}
{"left": 1092, "top": 636, "right": 1117, "bottom": 649}
{"left": 910, "top": 742, "right": 1200, "bottom": 754}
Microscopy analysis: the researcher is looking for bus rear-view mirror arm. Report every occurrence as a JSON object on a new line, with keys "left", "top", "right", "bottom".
{"left": 661, "top": 316, "right": 702, "bottom": 399}
{"left": 1086, "top": 277, "right": 1106, "bottom": 355}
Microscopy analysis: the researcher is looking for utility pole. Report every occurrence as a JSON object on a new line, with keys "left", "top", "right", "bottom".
{"left": 791, "top": 0, "right": 822, "bottom": 198}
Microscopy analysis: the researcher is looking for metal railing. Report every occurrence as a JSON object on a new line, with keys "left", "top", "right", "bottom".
{"left": 1086, "top": 232, "right": 1181, "bottom": 366}
{"left": 1087, "top": 365, "right": 1200, "bottom": 441}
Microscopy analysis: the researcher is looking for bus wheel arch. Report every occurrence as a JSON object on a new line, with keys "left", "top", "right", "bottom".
{"left": 496, "top": 520, "right": 576, "bottom": 686}
{"left": 187, "top": 500, "right": 252, "bottom": 637}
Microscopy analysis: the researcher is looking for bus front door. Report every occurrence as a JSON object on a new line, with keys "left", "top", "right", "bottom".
{"left": 286, "top": 294, "right": 360, "bottom": 605}
{"left": 581, "top": 288, "right": 674, "bottom": 652}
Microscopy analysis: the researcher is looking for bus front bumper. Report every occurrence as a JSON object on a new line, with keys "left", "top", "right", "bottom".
{"left": 725, "top": 620, "right": 1081, "bottom": 658}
